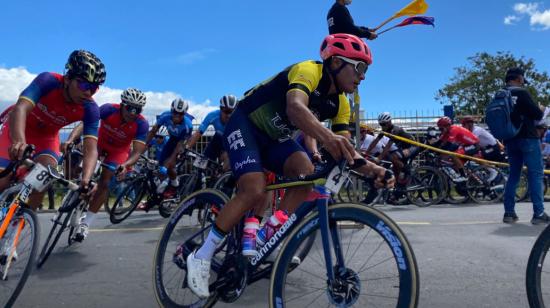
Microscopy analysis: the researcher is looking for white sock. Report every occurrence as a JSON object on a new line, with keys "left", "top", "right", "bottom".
{"left": 83, "top": 212, "right": 97, "bottom": 227}
{"left": 195, "top": 228, "right": 224, "bottom": 260}
{"left": 170, "top": 178, "right": 179, "bottom": 186}
{"left": 487, "top": 168, "right": 498, "bottom": 183}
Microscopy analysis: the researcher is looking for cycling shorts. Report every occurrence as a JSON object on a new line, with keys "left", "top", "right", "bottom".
{"left": 223, "top": 108, "right": 306, "bottom": 180}
{"left": 98, "top": 146, "right": 129, "bottom": 170}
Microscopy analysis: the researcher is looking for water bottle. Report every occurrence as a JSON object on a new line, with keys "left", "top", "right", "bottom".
{"left": 156, "top": 179, "right": 169, "bottom": 194}
{"left": 257, "top": 210, "right": 288, "bottom": 247}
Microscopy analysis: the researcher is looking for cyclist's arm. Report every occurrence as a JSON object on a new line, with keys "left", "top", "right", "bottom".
{"left": 66, "top": 122, "right": 84, "bottom": 144}
{"left": 81, "top": 137, "right": 98, "bottom": 186}
{"left": 8, "top": 99, "right": 34, "bottom": 159}
{"left": 123, "top": 141, "right": 147, "bottom": 169}
{"left": 145, "top": 124, "right": 160, "bottom": 145}
{"left": 186, "top": 131, "right": 203, "bottom": 149}
{"left": 287, "top": 90, "right": 354, "bottom": 163}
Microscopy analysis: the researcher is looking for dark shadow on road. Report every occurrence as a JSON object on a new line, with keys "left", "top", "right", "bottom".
{"left": 32, "top": 250, "right": 97, "bottom": 280}
{"left": 491, "top": 223, "right": 546, "bottom": 237}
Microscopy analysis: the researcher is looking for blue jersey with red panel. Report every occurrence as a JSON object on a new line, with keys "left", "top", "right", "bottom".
{"left": 155, "top": 111, "right": 193, "bottom": 141}
{"left": 98, "top": 103, "right": 149, "bottom": 152}
{"left": 20, "top": 72, "right": 99, "bottom": 138}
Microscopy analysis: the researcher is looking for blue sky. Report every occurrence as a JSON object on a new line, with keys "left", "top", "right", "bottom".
{"left": 1, "top": 0, "right": 549, "bottom": 121}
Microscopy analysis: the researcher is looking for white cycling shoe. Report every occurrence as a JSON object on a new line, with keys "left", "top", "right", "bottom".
{"left": 186, "top": 251, "right": 211, "bottom": 298}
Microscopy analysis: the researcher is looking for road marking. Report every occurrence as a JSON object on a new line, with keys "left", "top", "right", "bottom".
{"left": 90, "top": 227, "right": 165, "bottom": 232}
{"left": 397, "top": 221, "right": 431, "bottom": 225}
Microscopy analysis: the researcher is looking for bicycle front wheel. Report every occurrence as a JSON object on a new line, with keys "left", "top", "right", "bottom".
{"left": 526, "top": 224, "right": 550, "bottom": 308}
{"left": 270, "top": 203, "right": 419, "bottom": 308}
{"left": 110, "top": 178, "right": 146, "bottom": 224}
{"left": 0, "top": 207, "right": 40, "bottom": 308}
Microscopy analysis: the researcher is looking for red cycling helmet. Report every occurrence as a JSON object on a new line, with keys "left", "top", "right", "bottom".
{"left": 437, "top": 116, "right": 452, "bottom": 128}
{"left": 320, "top": 33, "right": 373, "bottom": 65}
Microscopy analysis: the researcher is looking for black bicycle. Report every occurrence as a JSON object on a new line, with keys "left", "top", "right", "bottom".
{"left": 153, "top": 158, "right": 419, "bottom": 307}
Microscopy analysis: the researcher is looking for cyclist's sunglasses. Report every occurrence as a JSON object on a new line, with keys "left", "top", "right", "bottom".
{"left": 221, "top": 107, "right": 233, "bottom": 114}
{"left": 172, "top": 111, "right": 185, "bottom": 117}
{"left": 335, "top": 56, "right": 368, "bottom": 75}
{"left": 76, "top": 79, "right": 99, "bottom": 93}
{"left": 124, "top": 104, "right": 142, "bottom": 115}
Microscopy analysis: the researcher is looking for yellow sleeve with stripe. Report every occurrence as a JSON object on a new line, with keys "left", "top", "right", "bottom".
{"left": 331, "top": 94, "right": 350, "bottom": 134}
{"left": 287, "top": 61, "right": 323, "bottom": 96}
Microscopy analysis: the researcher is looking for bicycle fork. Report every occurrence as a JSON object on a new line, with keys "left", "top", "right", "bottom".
{"left": 315, "top": 186, "right": 342, "bottom": 283}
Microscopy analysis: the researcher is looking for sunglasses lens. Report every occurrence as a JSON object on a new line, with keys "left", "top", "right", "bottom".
{"left": 356, "top": 62, "right": 368, "bottom": 75}
{"left": 78, "top": 80, "right": 99, "bottom": 92}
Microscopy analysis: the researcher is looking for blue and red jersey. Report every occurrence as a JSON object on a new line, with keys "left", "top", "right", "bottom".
{"left": 20, "top": 72, "right": 99, "bottom": 139}
{"left": 98, "top": 103, "right": 149, "bottom": 153}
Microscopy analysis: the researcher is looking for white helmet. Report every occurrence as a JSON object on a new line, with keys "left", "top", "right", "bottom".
{"left": 121, "top": 88, "right": 147, "bottom": 108}
{"left": 156, "top": 126, "right": 169, "bottom": 137}
{"left": 220, "top": 94, "right": 238, "bottom": 109}
{"left": 171, "top": 98, "right": 189, "bottom": 113}
{"left": 378, "top": 112, "right": 392, "bottom": 124}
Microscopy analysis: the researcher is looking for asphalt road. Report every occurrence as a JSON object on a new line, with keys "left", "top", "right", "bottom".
{"left": 15, "top": 201, "right": 547, "bottom": 308}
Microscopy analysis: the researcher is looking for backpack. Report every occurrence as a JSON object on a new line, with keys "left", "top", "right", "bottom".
{"left": 485, "top": 87, "right": 522, "bottom": 140}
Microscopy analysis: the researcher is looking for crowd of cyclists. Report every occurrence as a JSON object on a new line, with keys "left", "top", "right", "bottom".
{"left": 1, "top": 37, "right": 549, "bottom": 305}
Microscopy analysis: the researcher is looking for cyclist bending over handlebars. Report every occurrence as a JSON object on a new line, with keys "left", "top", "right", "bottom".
{"left": 64, "top": 88, "right": 149, "bottom": 241}
{"left": 185, "top": 33, "right": 394, "bottom": 298}
{"left": 0, "top": 50, "right": 105, "bottom": 209}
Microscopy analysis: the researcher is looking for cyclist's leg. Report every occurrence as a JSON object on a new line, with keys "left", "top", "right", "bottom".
{"left": 187, "top": 108, "right": 265, "bottom": 298}
{"left": 275, "top": 151, "right": 314, "bottom": 214}
{"left": 0, "top": 124, "right": 15, "bottom": 191}
{"left": 27, "top": 153, "right": 58, "bottom": 210}
{"left": 159, "top": 138, "right": 180, "bottom": 197}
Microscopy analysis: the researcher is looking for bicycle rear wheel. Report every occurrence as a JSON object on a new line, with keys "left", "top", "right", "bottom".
{"left": 0, "top": 207, "right": 40, "bottom": 308}
{"left": 407, "top": 166, "right": 446, "bottom": 207}
{"left": 270, "top": 203, "right": 419, "bottom": 308}
{"left": 526, "top": 224, "right": 550, "bottom": 308}
{"left": 153, "top": 189, "right": 229, "bottom": 308}
{"left": 110, "top": 178, "right": 146, "bottom": 224}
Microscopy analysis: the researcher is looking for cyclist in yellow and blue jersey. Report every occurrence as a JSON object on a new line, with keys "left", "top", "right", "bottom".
{"left": 185, "top": 33, "right": 394, "bottom": 298}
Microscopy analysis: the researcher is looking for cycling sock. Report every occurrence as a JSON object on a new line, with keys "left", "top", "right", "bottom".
{"left": 170, "top": 178, "right": 179, "bottom": 187}
{"left": 83, "top": 212, "right": 96, "bottom": 227}
{"left": 195, "top": 223, "right": 227, "bottom": 260}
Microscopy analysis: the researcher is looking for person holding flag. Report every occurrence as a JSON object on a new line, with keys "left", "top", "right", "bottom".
{"left": 327, "top": 0, "right": 378, "bottom": 40}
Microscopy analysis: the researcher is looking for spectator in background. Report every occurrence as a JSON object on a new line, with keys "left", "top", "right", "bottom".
{"left": 327, "top": 0, "right": 378, "bottom": 40}
{"left": 502, "top": 68, "right": 548, "bottom": 224}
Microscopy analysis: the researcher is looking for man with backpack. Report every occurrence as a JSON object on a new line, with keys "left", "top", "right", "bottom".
{"left": 493, "top": 68, "right": 548, "bottom": 224}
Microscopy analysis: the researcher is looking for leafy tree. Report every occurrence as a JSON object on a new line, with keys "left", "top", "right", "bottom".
{"left": 436, "top": 51, "right": 550, "bottom": 116}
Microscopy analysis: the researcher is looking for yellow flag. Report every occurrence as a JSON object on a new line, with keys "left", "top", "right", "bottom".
{"left": 393, "top": 0, "right": 429, "bottom": 18}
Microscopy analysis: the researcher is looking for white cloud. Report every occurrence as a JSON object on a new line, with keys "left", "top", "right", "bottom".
{"left": 509, "top": 2, "right": 550, "bottom": 30}
{"left": 0, "top": 67, "right": 216, "bottom": 124}
{"left": 514, "top": 2, "right": 539, "bottom": 15}
{"left": 504, "top": 15, "right": 520, "bottom": 25}
{"left": 531, "top": 9, "right": 550, "bottom": 29}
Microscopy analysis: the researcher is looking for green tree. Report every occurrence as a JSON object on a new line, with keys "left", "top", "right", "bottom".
{"left": 436, "top": 51, "right": 550, "bottom": 116}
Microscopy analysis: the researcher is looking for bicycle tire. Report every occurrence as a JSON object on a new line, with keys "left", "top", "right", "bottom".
{"left": 1, "top": 207, "right": 40, "bottom": 308}
{"left": 526, "top": 224, "right": 550, "bottom": 308}
{"left": 153, "top": 189, "right": 229, "bottom": 308}
{"left": 110, "top": 178, "right": 146, "bottom": 224}
{"left": 407, "top": 166, "right": 447, "bottom": 207}
{"left": 270, "top": 203, "right": 419, "bottom": 308}
{"left": 466, "top": 166, "right": 505, "bottom": 204}
{"left": 158, "top": 174, "right": 194, "bottom": 219}
{"left": 36, "top": 210, "right": 72, "bottom": 269}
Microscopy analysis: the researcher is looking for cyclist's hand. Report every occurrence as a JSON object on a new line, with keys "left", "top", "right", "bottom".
{"left": 368, "top": 31, "right": 378, "bottom": 40}
{"left": 323, "top": 134, "right": 355, "bottom": 164}
{"left": 374, "top": 167, "right": 395, "bottom": 189}
{"left": 115, "top": 165, "right": 127, "bottom": 181}
{"left": 9, "top": 140, "right": 29, "bottom": 161}
{"left": 312, "top": 151, "right": 322, "bottom": 162}
{"left": 79, "top": 180, "right": 94, "bottom": 200}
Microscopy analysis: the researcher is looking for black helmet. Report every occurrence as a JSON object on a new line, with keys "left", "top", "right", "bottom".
{"left": 65, "top": 50, "right": 106, "bottom": 85}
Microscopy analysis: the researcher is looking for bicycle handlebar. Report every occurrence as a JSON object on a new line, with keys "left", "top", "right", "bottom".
{"left": 0, "top": 145, "right": 35, "bottom": 179}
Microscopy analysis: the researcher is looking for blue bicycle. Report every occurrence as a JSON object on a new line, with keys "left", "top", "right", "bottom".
{"left": 153, "top": 159, "right": 419, "bottom": 307}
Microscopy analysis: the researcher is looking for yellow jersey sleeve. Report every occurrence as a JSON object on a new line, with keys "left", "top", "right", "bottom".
{"left": 287, "top": 61, "right": 323, "bottom": 96}
{"left": 331, "top": 94, "right": 351, "bottom": 134}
